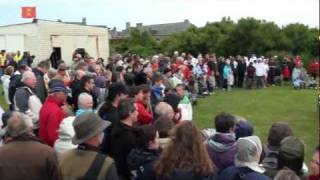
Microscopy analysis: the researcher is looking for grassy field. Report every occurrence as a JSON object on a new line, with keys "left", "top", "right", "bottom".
{"left": 193, "top": 85, "right": 319, "bottom": 164}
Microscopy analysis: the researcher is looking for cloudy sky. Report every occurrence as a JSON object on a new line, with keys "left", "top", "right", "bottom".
{"left": 0, "top": 0, "right": 318, "bottom": 29}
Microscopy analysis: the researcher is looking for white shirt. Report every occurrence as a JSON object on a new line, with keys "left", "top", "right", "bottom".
{"left": 255, "top": 62, "right": 265, "bottom": 76}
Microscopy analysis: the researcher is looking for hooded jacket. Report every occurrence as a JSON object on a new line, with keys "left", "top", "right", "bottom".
{"left": 207, "top": 133, "right": 237, "bottom": 171}
{"left": 54, "top": 116, "right": 77, "bottom": 157}
{"left": 127, "top": 148, "right": 160, "bottom": 180}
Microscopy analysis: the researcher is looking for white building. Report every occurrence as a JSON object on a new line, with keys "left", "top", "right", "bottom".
{"left": 0, "top": 19, "right": 109, "bottom": 66}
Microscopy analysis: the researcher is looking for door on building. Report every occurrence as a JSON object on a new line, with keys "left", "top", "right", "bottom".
{"left": 50, "top": 47, "right": 61, "bottom": 69}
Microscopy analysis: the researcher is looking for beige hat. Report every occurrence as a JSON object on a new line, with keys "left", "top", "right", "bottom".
{"left": 72, "top": 112, "right": 111, "bottom": 145}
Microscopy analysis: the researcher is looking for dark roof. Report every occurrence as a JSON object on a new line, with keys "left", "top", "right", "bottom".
{"left": 0, "top": 19, "right": 108, "bottom": 29}
{"left": 140, "top": 20, "right": 193, "bottom": 36}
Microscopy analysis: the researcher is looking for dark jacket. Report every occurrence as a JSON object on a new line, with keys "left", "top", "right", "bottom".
{"left": 59, "top": 144, "right": 119, "bottom": 180}
{"left": 246, "top": 65, "right": 256, "bottom": 78}
{"left": 237, "top": 62, "right": 247, "bottom": 77}
{"left": 127, "top": 148, "right": 160, "bottom": 180}
{"left": 262, "top": 145, "right": 279, "bottom": 179}
{"left": 156, "top": 169, "right": 216, "bottom": 180}
{"left": 8, "top": 73, "right": 24, "bottom": 105}
{"left": 111, "top": 122, "right": 138, "bottom": 179}
{"left": 98, "top": 102, "right": 120, "bottom": 155}
{"left": 69, "top": 79, "right": 81, "bottom": 106}
{"left": 218, "top": 166, "right": 271, "bottom": 180}
{"left": 134, "top": 72, "right": 148, "bottom": 86}
{"left": 0, "top": 134, "right": 61, "bottom": 180}
{"left": 32, "top": 68, "right": 47, "bottom": 103}
{"left": 207, "top": 133, "right": 237, "bottom": 171}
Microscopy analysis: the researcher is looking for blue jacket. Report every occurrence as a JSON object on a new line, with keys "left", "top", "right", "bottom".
{"left": 218, "top": 166, "right": 271, "bottom": 180}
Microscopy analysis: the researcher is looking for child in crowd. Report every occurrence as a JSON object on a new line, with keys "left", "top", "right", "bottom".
{"left": 175, "top": 84, "right": 192, "bottom": 121}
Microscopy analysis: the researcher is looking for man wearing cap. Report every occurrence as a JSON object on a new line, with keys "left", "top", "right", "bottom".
{"left": 39, "top": 79, "right": 69, "bottom": 147}
{"left": 0, "top": 112, "right": 61, "bottom": 180}
{"left": 14, "top": 71, "right": 42, "bottom": 133}
{"left": 59, "top": 112, "right": 119, "bottom": 180}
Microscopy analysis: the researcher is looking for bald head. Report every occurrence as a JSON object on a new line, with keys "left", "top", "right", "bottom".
{"left": 155, "top": 102, "right": 174, "bottom": 120}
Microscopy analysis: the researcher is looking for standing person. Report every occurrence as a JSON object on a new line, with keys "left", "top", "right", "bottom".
{"left": 54, "top": 107, "right": 77, "bottom": 157}
{"left": 132, "top": 85, "right": 153, "bottom": 125}
{"left": 8, "top": 64, "right": 29, "bottom": 110}
{"left": 155, "top": 121, "right": 216, "bottom": 179}
{"left": 0, "top": 112, "right": 61, "bottom": 180}
{"left": 277, "top": 136, "right": 306, "bottom": 179}
{"left": 255, "top": 59, "right": 265, "bottom": 89}
{"left": 39, "top": 79, "right": 69, "bottom": 147}
{"left": 218, "top": 58, "right": 226, "bottom": 89}
{"left": 237, "top": 58, "right": 247, "bottom": 88}
{"left": 75, "top": 92, "right": 94, "bottom": 116}
{"left": 1, "top": 66, "right": 14, "bottom": 107}
{"left": 50, "top": 49, "right": 59, "bottom": 69}
{"left": 0, "top": 50, "right": 6, "bottom": 76}
{"left": 206, "top": 113, "right": 237, "bottom": 171}
{"left": 98, "top": 82, "right": 129, "bottom": 155}
{"left": 218, "top": 136, "right": 271, "bottom": 180}
{"left": 150, "top": 73, "right": 164, "bottom": 108}
{"left": 127, "top": 125, "right": 161, "bottom": 180}
{"left": 32, "top": 60, "right": 50, "bottom": 103}
{"left": 59, "top": 112, "right": 119, "bottom": 180}
{"left": 111, "top": 99, "right": 139, "bottom": 179}
{"left": 14, "top": 71, "right": 42, "bottom": 133}
{"left": 72, "top": 75, "right": 97, "bottom": 112}
{"left": 262, "top": 122, "right": 294, "bottom": 178}
{"left": 223, "top": 60, "right": 233, "bottom": 91}
{"left": 309, "top": 59, "right": 319, "bottom": 79}
{"left": 246, "top": 62, "right": 256, "bottom": 89}
{"left": 309, "top": 146, "right": 319, "bottom": 180}
{"left": 176, "top": 84, "right": 192, "bottom": 121}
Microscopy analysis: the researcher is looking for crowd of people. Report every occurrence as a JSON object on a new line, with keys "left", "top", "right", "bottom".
{"left": 0, "top": 49, "right": 319, "bottom": 180}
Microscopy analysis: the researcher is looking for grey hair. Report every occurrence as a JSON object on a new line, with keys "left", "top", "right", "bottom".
{"left": 155, "top": 102, "right": 173, "bottom": 116}
{"left": 21, "top": 71, "right": 35, "bottom": 82}
{"left": 7, "top": 112, "right": 33, "bottom": 137}
{"left": 274, "top": 169, "right": 300, "bottom": 180}
{"left": 78, "top": 93, "right": 93, "bottom": 109}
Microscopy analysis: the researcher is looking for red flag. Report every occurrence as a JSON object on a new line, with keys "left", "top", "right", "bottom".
{"left": 22, "top": 7, "right": 36, "bottom": 18}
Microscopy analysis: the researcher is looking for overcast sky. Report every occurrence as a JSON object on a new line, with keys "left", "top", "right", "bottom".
{"left": 0, "top": 0, "right": 319, "bottom": 30}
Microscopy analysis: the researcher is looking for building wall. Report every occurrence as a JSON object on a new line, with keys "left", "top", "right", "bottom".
{"left": 0, "top": 20, "right": 109, "bottom": 66}
{"left": 0, "top": 24, "right": 40, "bottom": 57}
{"left": 37, "top": 20, "right": 109, "bottom": 66}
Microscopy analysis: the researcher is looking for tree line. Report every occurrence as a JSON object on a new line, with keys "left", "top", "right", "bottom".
{"left": 112, "top": 17, "right": 319, "bottom": 64}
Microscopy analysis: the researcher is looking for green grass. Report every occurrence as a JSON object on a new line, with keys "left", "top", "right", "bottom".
{"left": 193, "top": 85, "right": 319, "bottom": 165}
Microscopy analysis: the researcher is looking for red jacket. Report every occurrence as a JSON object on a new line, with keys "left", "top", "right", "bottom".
{"left": 136, "top": 100, "right": 153, "bottom": 125}
{"left": 39, "top": 96, "right": 65, "bottom": 147}
{"left": 309, "top": 61, "right": 319, "bottom": 75}
{"left": 283, "top": 66, "right": 290, "bottom": 79}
